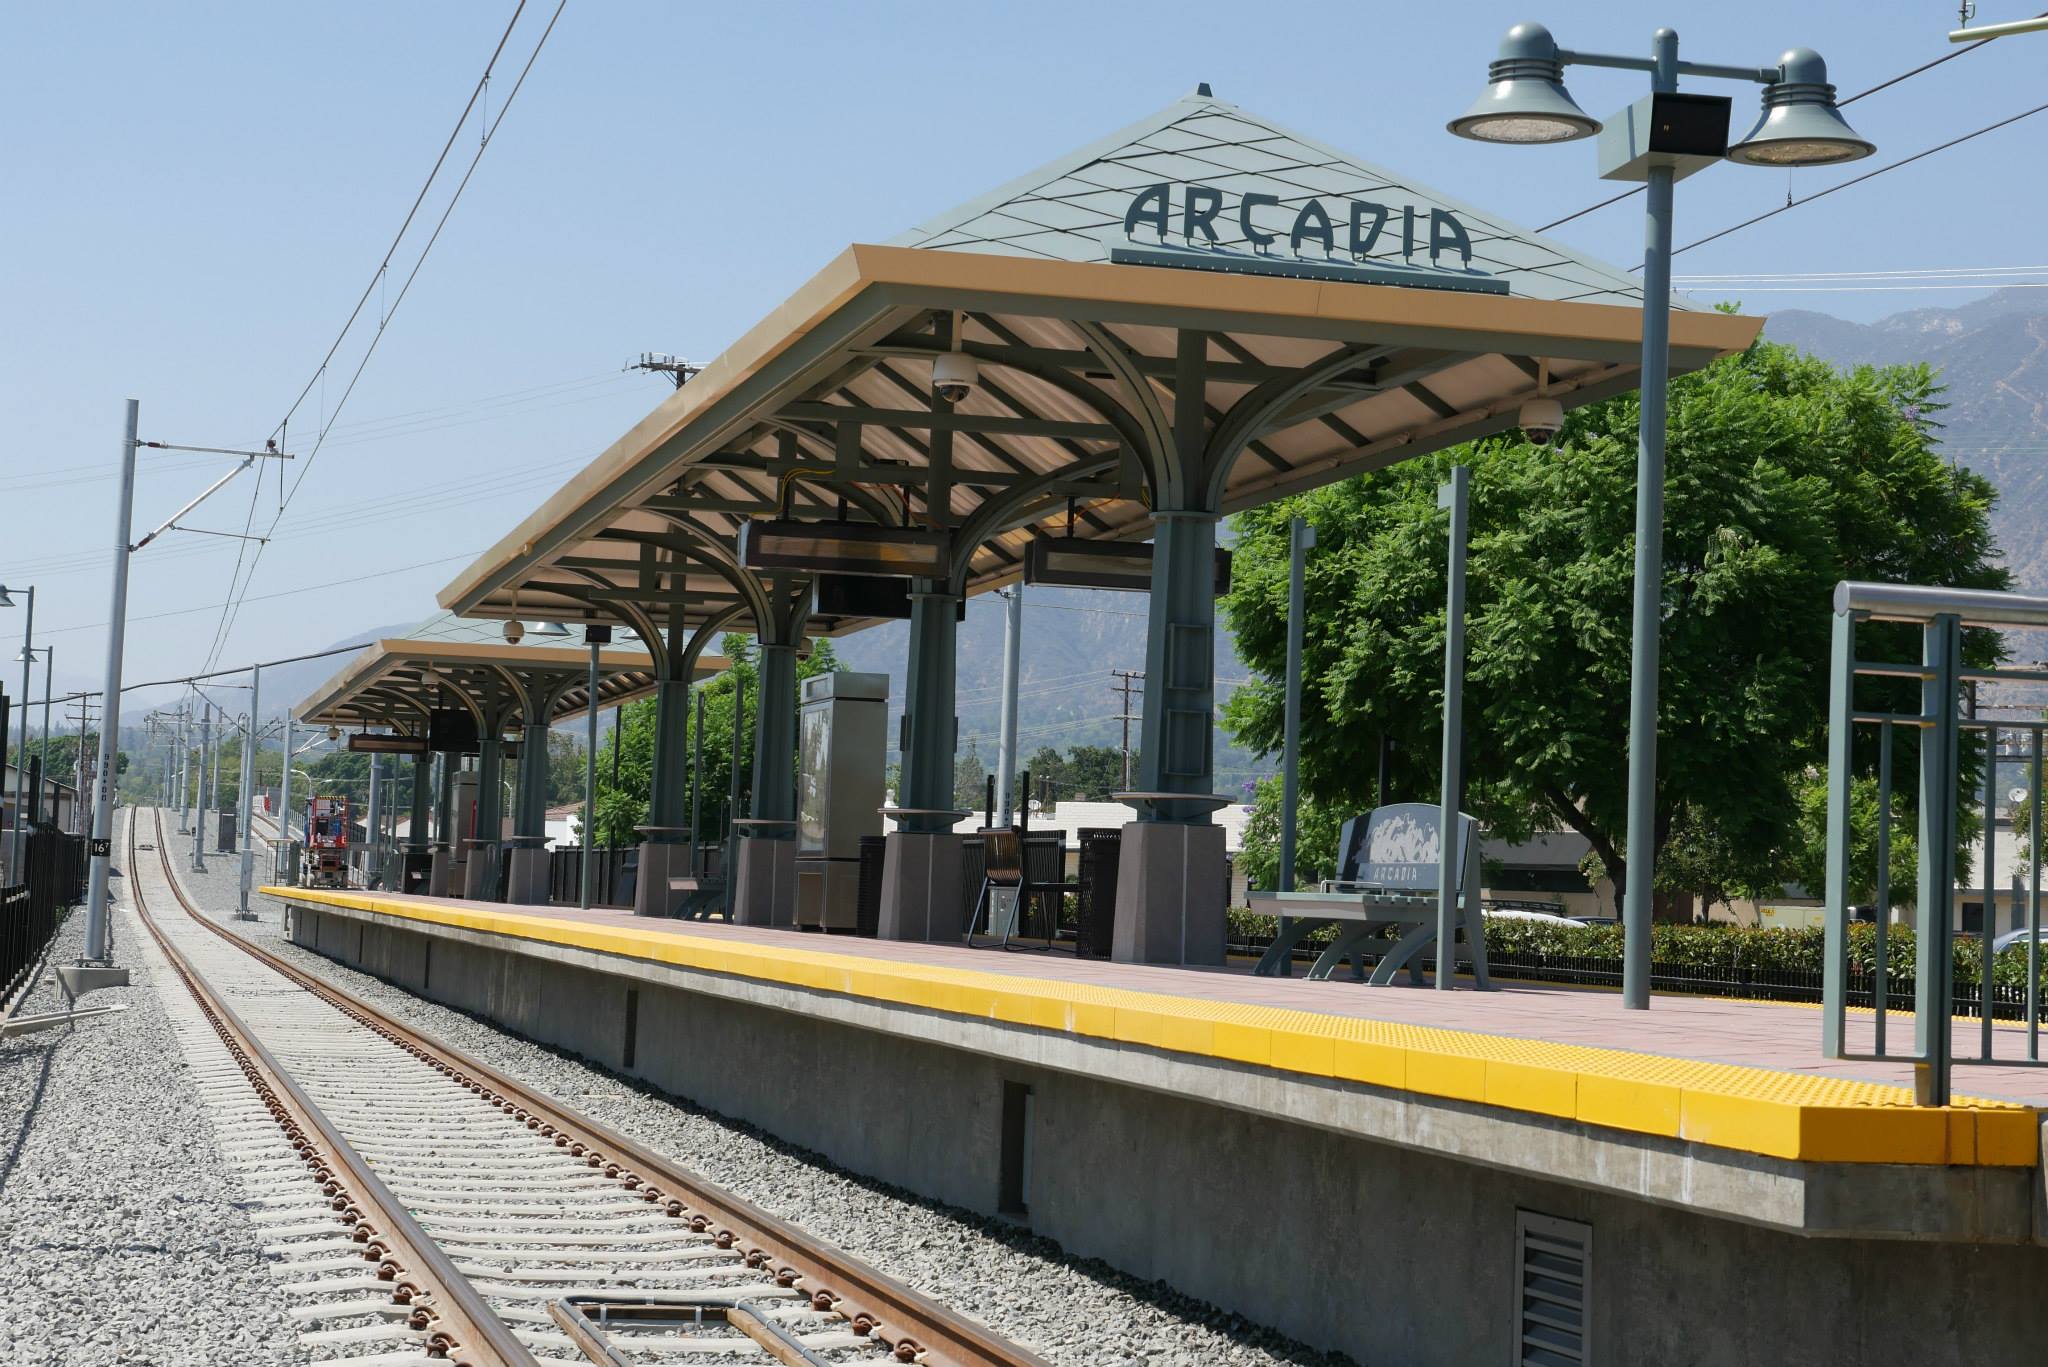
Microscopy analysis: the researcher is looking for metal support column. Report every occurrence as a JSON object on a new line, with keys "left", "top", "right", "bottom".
{"left": 898, "top": 586, "right": 962, "bottom": 834}
{"left": 9, "top": 584, "right": 32, "bottom": 882}
{"left": 1279, "top": 517, "right": 1314, "bottom": 894}
{"left": 1435, "top": 467, "right": 1470, "bottom": 989}
{"left": 691, "top": 688, "right": 705, "bottom": 875}
{"left": 582, "top": 632, "right": 601, "bottom": 909}
{"left": 235, "top": 663, "right": 261, "bottom": 919}
{"left": 1133, "top": 510, "right": 1222, "bottom": 820}
{"left": 469, "top": 732, "right": 504, "bottom": 900}
{"left": 364, "top": 751, "right": 383, "bottom": 887}
{"left": 749, "top": 641, "right": 800, "bottom": 828}
{"left": 996, "top": 586, "right": 1022, "bottom": 826}
{"left": 1915, "top": 614, "right": 1962, "bottom": 1106}
{"left": 646, "top": 679, "right": 691, "bottom": 830}
{"left": 1821, "top": 608, "right": 1855, "bottom": 1057}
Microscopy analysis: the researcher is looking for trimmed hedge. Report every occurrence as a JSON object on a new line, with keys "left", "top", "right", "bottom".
{"left": 1225, "top": 909, "right": 2047, "bottom": 992}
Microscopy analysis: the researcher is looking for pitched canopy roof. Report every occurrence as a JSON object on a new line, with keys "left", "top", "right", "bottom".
{"left": 293, "top": 612, "right": 728, "bottom": 733}
{"left": 892, "top": 87, "right": 1653, "bottom": 307}
{"left": 437, "top": 91, "right": 1759, "bottom": 639}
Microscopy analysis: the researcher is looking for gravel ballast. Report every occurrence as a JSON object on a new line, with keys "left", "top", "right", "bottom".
{"left": 169, "top": 813, "right": 1348, "bottom": 1367}
{"left": 0, "top": 811, "right": 305, "bottom": 1367}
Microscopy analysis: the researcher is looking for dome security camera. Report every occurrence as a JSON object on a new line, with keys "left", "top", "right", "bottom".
{"left": 1518, "top": 396, "right": 1564, "bottom": 446}
{"left": 932, "top": 350, "right": 979, "bottom": 404}
{"left": 503, "top": 619, "right": 526, "bottom": 645}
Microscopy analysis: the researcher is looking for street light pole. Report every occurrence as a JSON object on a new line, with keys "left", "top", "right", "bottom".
{"left": 996, "top": 586, "right": 1022, "bottom": 825}
{"left": 3, "top": 583, "right": 34, "bottom": 881}
{"left": 82, "top": 399, "right": 140, "bottom": 963}
{"left": 1449, "top": 24, "right": 1874, "bottom": 1009}
{"left": 1279, "top": 517, "right": 1314, "bottom": 894}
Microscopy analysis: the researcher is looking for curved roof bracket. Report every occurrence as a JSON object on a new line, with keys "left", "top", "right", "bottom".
{"left": 1203, "top": 344, "right": 1387, "bottom": 509}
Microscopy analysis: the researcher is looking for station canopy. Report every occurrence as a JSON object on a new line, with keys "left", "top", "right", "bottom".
{"left": 439, "top": 87, "right": 1761, "bottom": 637}
{"left": 293, "top": 611, "right": 728, "bottom": 733}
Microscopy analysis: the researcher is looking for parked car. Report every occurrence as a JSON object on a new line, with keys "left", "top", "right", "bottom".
{"left": 1569, "top": 915, "right": 1619, "bottom": 927}
{"left": 1991, "top": 927, "right": 2048, "bottom": 955}
{"left": 1484, "top": 908, "right": 1582, "bottom": 928}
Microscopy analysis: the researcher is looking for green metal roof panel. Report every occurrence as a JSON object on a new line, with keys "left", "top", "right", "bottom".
{"left": 889, "top": 88, "right": 1656, "bottom": 307}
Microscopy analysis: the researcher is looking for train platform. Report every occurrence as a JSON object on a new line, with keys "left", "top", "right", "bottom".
{"left": 265, "top": 885, "right": 2039, "bottom": 1171}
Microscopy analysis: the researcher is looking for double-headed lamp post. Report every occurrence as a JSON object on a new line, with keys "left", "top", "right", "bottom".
{"left": 1450, "top": 24, "right": 1875, "bottom": 1009}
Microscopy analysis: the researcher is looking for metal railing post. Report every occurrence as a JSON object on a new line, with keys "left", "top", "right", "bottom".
{"left": 1821, "top": 608, "right": 1855, "bottom": 1057}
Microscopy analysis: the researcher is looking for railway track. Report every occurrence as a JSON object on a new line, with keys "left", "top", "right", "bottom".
{"left": 127, "top": 805, "right": 1049, "bottom": 1367}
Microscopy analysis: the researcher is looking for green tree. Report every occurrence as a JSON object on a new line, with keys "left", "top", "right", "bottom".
{"left": 590, "top": 635, "right": 841, "bottom": 847}
{"left": 1235, "top": 775, "right": 1342, "bottom": 891}
{"left": 1222, "top": 341, "right": 2007, "bottom": 914}
{"left": 953, "top": 739, "right": 987, "bottom": 811}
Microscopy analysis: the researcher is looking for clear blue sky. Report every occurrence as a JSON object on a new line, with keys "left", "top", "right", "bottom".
{"left": 4, "top": 0, "right": 2038, "bottom": 715}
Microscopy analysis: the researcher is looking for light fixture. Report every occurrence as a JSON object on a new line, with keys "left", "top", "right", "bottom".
{"left": 0, "top": 585, "right": 14, "bottom": 608}
{"left": 532, "top": 621, "right": 572, "bottom": 638}
{"left": 15, "top": 645, "right": 36, "bottom": 664}
{"left": 1725, "top": 49, "right": 1875, "bottom": 166}
{"left": 1448, "top": 23, "right": 1602, "bottom": 144}
{"left": 503, "top": 619, "right": 526, "bottom": 645}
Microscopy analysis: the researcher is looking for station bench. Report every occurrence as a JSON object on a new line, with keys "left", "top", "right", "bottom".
{"left": 1246, "top": 802, "right": 1491, "bottom": 987}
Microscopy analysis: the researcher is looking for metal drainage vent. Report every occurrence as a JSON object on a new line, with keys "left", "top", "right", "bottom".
{"left": 1515, "top": 1211, "right": 1590, "bottom": 1366}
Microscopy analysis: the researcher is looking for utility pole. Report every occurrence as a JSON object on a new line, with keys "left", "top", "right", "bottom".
{"left": 1110, "top": 669, "right": 1145, "bottom": 793}
{"left": 995, "top": 587, "right": 1022, "bottom": 825}
{"left": 627, "top": 353, "right": 703, "bottom": 389}
{"left": 81, "top": 399, "right": 138, "bottom": 963}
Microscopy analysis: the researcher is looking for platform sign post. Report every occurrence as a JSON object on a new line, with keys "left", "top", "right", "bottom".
{"left": 236, "top": 663, "right": 261, "bottom": 920}
{"left": 81, "top": 399, "right": 139, "bottom": 964}
{"left": 1436, "top": 467, "right": 1471, "bottom": 990}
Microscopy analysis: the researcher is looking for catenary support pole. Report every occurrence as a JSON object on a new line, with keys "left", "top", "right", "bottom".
{"left": 82, "top": 400, "right": 139, "bottom": 962}
{"left": 236, "top": 664, "right": 261, "bottom": 919}
{"left": 1279, "top": 517, "right": 1314, "bottom": 894}
{"left": 191, "top": 703, "right": 209, "bottom": 870}
{"left": 38, "top": 647, "right": 53, "bottom": 824}
{"left": 365, "top": 750, "right": 383, "bottom": 889}
{"left": 10, "top": 584, "right": 32, "bottom": 881}
{"left": 996, "top": 586, "right": 1022, "bottom": 825}
{"left": 1621, "top": 30, "right": 1680, "bottom": 1010}
{"left": 277, "top": 709, "right": 293, "bottom": 870}
{"left": 1436, "top": 467, "right": 1471, "bottom": 989}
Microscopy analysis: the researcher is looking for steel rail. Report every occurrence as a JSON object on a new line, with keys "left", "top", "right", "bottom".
{"left": 148, "top": 805, "right": 1049, "bottom": 1367}
{"left": 132, "top": 808, "right": 541, "bottom": 1367}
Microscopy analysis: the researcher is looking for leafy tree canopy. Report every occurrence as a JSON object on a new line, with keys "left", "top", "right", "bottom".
{"left": 1222, "top": 341, "right": 2006, "bottom": 912}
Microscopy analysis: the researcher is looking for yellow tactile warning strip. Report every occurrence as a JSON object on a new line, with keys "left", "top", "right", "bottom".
{"left": 268, "top": 887, "right": 2039, "bottom": 1168}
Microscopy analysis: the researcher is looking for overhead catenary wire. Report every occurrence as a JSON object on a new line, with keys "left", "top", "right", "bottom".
{"left": 1531, "top": 16, "right": 2037, "bottom": 235}
{"left": 200, "top": 0, "right": 568, "bottom": 674}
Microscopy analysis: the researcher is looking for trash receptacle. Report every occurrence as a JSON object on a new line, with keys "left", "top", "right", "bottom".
{"left": 856, "top": 836, "right": 888, "bottom": 938}
{"left": 217, "top": 810, "right": 237, "bottom": 854}
{"left": 1077, "top": 828, "right": 1121, "bottom": 959}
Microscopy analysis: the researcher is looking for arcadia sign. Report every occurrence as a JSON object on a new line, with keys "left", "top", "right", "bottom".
{"left": 1114, "top": 183, "right": 1505, "bottom": 294}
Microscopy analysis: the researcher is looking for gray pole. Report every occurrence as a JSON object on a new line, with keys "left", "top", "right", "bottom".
{"left": 1436, "top": 466, "right": 1472, "bottom": 990}
{"left": 191, "top": 703, "right": 209, "bottom": 872}
{"left": 691, "top": 687, "right": 705, "bottom": 876}
{"left": 1279, "top": 517, "right": 1314, "bottom": 893}
{"left": 10, "top": 584, "right": 33, "bottom": 881}
{"left": 38, "top": 647, "right": 53, "bottom": 824}
{"left": 582, "top": 635, "right": 600, "bottom": 909}
{"left": 365, "top": 750, "right": 383, "bottom": 889}
{"left": 996, "top": 586, "right": 1022, "bottom": 825}
{"left": 278, "top": 710, "right": 293, "bottom": 860}
{"left": 236, "top": 664, "right": 261, "bottom": 919}
{"left": 177, "top": 705, "right": 188, "bottom": 833}
{"left": 82, "top": 399, "right": 139, "bottom": 961}
{"left": 1620, "top": 30, "right": 1680, "bottom": 1011}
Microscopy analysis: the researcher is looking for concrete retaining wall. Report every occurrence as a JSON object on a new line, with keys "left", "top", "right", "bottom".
{"left": 290, "top": 904, "right": 2048, "bottom": 1366}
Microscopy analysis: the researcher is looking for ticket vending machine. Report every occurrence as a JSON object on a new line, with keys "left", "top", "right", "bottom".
{"left": 795, "top": 671, "right": 888, "bottom": 930}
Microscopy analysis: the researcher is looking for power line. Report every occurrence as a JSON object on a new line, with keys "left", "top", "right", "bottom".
{"left": 202, "top": 0, "right": 568, "bottom": 674}
{"left": 1660, "top": 96, "right": 2048, "bottom": 264}
{"left": 1532, "top": 18, "right": 2033, "bottom": 235}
